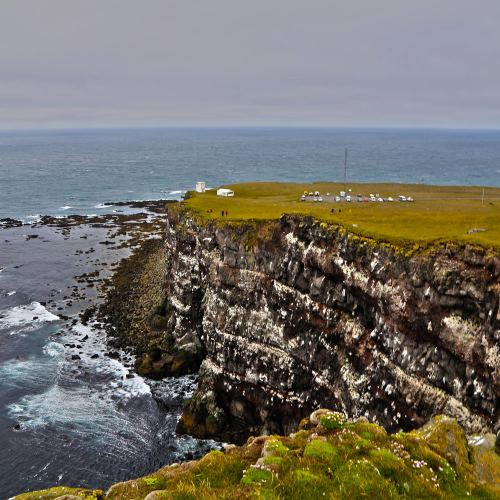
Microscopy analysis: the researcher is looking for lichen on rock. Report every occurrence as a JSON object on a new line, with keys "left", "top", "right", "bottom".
{"left": 15, "top": 413, "right": 500, "bottom": 499}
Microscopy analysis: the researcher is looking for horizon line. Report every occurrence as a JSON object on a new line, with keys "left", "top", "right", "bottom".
{"left": 1, "top": 124, "right": 500, "bottom": 133}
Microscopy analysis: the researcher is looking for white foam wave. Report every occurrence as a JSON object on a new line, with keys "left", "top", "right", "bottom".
{"left": 0, "top": 302, "right": 59, "bottom": 332}
{"left": 169, "top": 190, "right": 186, "bottom": 195}
{"left": 7, "top": 291, "right": 16, "bottom": 296}
{"left": 95, "top": 203, "right": 113, "bottom": 209}
{"left": 25, "top": 214, "right": 42, "bottom": 223}
{"left": 59, "top": 206, "right": 73, "bottom": 211}
{"left": 43, "top": 341, "right": 65, "bottom": 358}
{"left": 68, "top": 322, "right": 151, "bottom": 397}
{"left": 7, "top": 324, "right": 153, "bottom": 438}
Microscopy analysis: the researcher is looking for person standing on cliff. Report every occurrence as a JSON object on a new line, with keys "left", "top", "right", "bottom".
{"left": 221, "top": 210, "right": 224, "bottom": 217}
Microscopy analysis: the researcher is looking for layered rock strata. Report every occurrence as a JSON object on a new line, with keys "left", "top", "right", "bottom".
{"left": 159, "top": 209, "right": 499, "bottom": 443}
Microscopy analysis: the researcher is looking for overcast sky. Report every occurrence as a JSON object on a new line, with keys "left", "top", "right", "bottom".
{"left": 1, "top": 0, "right": 500, "bottom": 129}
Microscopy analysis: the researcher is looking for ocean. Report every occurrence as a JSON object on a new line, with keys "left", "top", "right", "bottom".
{"left": 1, "top": 127, "right": 499, "bottom": 221}
{"left": 0, "top": 127, "right": 499, "bottom": 497}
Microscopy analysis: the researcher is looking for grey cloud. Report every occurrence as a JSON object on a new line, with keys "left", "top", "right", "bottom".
{"left": 1, "top": 0, "right": 499, "bottom": 129}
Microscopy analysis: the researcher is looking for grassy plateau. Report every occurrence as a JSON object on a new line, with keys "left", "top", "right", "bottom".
{"left": 184, "top": 182, "right": 500, "bottom": 249}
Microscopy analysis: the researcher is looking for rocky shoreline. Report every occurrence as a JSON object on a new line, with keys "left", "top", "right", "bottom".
{"left": 2, "top": 199, "right": 224, "bottom": 498}
{"left": 8, "top": 198, "right": 500, "bottom": 498}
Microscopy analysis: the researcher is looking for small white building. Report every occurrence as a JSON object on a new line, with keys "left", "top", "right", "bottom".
{"left": 217, "top": 188, "right": 235, "bottom": 197}
{"left": 195, "top": 181, "right": 206, "bottom": 193}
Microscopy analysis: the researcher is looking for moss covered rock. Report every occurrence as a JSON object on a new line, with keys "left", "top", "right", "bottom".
{"left": 15, "top": 412, "right": 500, "bottom": 500}
{"left": 14, "top": 487, "right": 103, "bottom": 500}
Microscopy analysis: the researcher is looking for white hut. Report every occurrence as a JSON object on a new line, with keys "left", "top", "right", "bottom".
{"left": 217, "top": 188, "right": 235, "bottom": 197}
{"left": 195, "top": 181, "right": 206, "bottom": 193}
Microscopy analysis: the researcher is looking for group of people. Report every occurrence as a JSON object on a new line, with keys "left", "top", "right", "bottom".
{"left": 205, "top": 208, "right": 229, "bottom": 217}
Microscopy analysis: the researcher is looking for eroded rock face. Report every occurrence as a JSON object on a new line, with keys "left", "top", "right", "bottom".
{"left": 162, "top": 210, "right": 499, "bottom": 444}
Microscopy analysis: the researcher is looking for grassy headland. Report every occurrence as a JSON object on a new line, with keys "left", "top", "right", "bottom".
{"left": 184, "top": 182, "right": 500, "bottom": 249}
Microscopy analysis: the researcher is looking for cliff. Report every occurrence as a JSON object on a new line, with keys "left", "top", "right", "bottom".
{"left": 149, "top": 207, "right": 500, "bottom": 444}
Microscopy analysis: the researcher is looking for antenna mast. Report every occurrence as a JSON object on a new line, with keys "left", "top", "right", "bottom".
{"left": 344, "top": 147, "right": 348, "bottom": 192}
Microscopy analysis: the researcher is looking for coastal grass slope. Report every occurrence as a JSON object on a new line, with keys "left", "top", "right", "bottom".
{"left": 15, "top": 413, "right": 500, "bottom": 499}
{"left": 184, "top": 182, "right": 500, "bottom": 249}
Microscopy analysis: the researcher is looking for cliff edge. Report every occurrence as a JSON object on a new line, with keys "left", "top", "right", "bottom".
{"left": 149, "top": 207, "right": 500, "bottom": 443}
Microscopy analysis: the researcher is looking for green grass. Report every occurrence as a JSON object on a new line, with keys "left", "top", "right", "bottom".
{"left": 14, "top": 415, "right": 500, "bottom": 499}
{"left": 184, "top": 182, "right": 500, "bottom": 249}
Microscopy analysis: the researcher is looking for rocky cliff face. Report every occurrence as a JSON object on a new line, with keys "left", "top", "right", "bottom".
{"left": 158, "top": 208, "right": 499, "bottom": 444}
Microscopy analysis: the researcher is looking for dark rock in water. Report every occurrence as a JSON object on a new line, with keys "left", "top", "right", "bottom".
{"left": 105, "top": 351, "right": 120, "bottom": 359}
{"left": 135, "top": 348, "right": 201, "bottom": 380}
{"left": 32, "top": 316, "right": 38, "bottom": 320}
{"left": 126, "top": 372, "right": 134, "bottom": 379}
{"left": 71, "top": 354, "right": 81, "bottom": 360}
{"left": 64, "top": 343, "right": 76, "bottom": 348}
{"left": 90, "top": 353, "right": 99, "bottom": 359}
{"left": 80, "top": 306, "right": 95, "bottom": 325}
{"left": 13, "top": 423, "right": 21, "bottom": 431}
{"left": 81, "top": 335, "right": 89, "bottom": 341}
{"left": 26, "top": 234, "right": 39, "bottom": 240}
{"left": 0, "top": 217, "right": 23, "bottom": 228}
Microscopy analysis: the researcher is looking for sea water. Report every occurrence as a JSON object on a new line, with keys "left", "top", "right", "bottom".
{"left": 0, "top": 127, "right": 499, "bottom": 221}
{"left": 0, "top": 223, "right": 216, "bottom": 497}
{"left": 0, "top": 127, "right": 499, "bottom": 496}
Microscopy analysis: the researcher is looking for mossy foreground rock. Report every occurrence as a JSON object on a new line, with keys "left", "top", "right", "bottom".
{"left": 15, "top": 412, "right": 499, "bottom": 500}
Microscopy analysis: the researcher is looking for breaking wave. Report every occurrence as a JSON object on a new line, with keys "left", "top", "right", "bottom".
{"left": 0, "top": 302, "right": 60, "bottom": 333}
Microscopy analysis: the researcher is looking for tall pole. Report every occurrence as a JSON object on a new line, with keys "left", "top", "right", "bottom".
{"left": 344, "top": 147, "right": 348, "bottom": 192}
{"left": 482, "top": 188, "right": 485, "bottom": 205}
